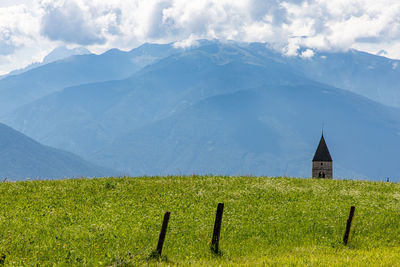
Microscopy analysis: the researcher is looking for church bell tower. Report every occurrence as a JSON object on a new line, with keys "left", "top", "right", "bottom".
{"left": 312, "top": 134, "right": 333, "bottom": 179}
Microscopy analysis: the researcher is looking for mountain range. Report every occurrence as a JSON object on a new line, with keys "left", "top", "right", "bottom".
{"left": 0, "top": 46, "right": 91, "bottom": 80}
{"left": 0, "top": 122, "right": 114, "bottom": 180}
{"left": 1, "top": 40, "right": 400, "bottom": 181}
{"left": 0, "top": 43, "right": 178, "bottom": 116}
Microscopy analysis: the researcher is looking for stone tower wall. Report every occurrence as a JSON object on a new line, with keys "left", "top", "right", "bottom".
{"left": 312, "top": 161, "right": 333, "bottom": 179}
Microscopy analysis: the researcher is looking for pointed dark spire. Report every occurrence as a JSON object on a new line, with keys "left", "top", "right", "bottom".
{"left": 312, "top": 134, "right": 332, "bottom": 162}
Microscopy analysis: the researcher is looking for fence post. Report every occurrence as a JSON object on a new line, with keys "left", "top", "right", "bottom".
{"left": 211, "top": 203, "right": 224, "bottom": 254}
{"left": 156, "top": 211, "right": 171, "bottom": 256}
{"left": 343, "top": 206, "right": 355, "bottom": 245}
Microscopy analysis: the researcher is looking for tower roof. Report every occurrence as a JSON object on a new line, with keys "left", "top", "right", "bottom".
{"left": 312, "top": 134, "right": 332, "bottom": 162}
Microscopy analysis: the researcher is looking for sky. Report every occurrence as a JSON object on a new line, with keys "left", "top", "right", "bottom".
{"left": 1, "top": 0, "right": 400, "bottom": 75}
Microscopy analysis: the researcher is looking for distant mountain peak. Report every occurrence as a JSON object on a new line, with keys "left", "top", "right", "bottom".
{"left": 43, "top": 46, "right": 91, "bottom": 64}
{"left": 1, "top": 46, "right": 92, "bottom": 79}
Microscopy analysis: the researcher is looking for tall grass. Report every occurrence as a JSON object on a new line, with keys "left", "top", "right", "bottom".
{"left": 0, "top": 176, "right": 399, "bottom": 266}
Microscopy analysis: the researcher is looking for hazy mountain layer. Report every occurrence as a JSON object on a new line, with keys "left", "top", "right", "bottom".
{"left": 207, "top": 42, "right": 400, "bottom": 107}
{"left": 0, "top": 46, "right": 91, "bottom": 80}
{"left": 0, "top": 123, "right": 114, "bottom": 180}
{"left": 0, "top": 43, "right": 178, "bottom": 116}
{"left": 285, "top": 49, "right": 400, "bottom": 108}
{"left": 2, "top": 40, "right": 400, "bottom": 180}
{"left": 4, "top": 42, "right": 307, "bottom": 157}
{"left": 88, "top": 83, "right": 400, "bottom": 180}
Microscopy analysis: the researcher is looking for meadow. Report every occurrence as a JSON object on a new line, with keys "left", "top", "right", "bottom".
{"left": 0, "top": 176, "right": 399, "bottom": 266}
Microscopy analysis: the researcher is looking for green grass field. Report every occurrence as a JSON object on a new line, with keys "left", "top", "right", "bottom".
{"left": 0, "top": 176, "right": 399, "bottom": 266}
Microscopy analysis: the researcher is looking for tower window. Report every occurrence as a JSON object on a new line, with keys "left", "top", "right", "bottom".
{"left": 321, "top": 163, "right": 323, "bottom": 166}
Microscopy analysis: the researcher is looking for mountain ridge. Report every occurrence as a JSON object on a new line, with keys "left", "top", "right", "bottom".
{"left": 88, "top": 82, "right": 400, "bottom": 180}
{"left": 0, "top": 122, "right": 116, "bottom": 180}
{"left": 2, "top": 40, "right": 400, "bottom": 180}
{"left": 0, "top": 43, "right": 179, "bottom": 116}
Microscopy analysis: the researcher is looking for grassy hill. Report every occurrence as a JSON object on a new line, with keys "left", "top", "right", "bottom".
{"left": 0, "top": 176, "right": 399, "bottom": 266}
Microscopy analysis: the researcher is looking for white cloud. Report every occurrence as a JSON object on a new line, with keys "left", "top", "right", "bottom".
{"left": 41, "top": 1, "right": 104, "bottom": 45}
{"left": 40, "top": 0, "right": 125, "bottom": 45}
{"left": 0, "top": 5, "right": 40, "bottom": 52}
{"left": 300, "top": 48, "right": 315, "bottom": 58}
{"left": 0, "top": 3, "right": 48, "bottom": 74}
{"left": 2, "top": 0, "right": 400, "bottom": 73}
{"left": 173, "top": 35, "right": 200, "bottom": 48}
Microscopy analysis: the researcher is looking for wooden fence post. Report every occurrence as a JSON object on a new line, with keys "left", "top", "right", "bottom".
{"left": 211, "top": 203, "right": 224, "bottom": 254}
{"left": 156, "top": 211, "right": 171, "bottom": 256}
{"left": 343, "top": 206, "right": 355, "bottom": 245}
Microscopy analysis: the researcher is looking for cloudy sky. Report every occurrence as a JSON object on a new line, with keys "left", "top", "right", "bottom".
{"left": 1, "top": 0, "right": 400, "bottom": 74}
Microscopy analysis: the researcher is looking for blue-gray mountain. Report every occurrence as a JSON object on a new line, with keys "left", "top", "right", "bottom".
{"left": 2, "top": 40, "right": 400, "bottom": 180}
{"left": 0, "top": 43, "right": 178, "bottom": 116}
{"left": 0, "top": 46, "right": 91, "bottom": 80}
{"left": 3, "top": 42, "right": 308, "bottom": 157}
{"left": 0, "top": 123, "right": 115, "bottom": 180}
{"left": 285, "top": 48, "right": 400, "bottom": 108}
{"left": 90, "top": 83, "right": 400, "bottom": 180}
